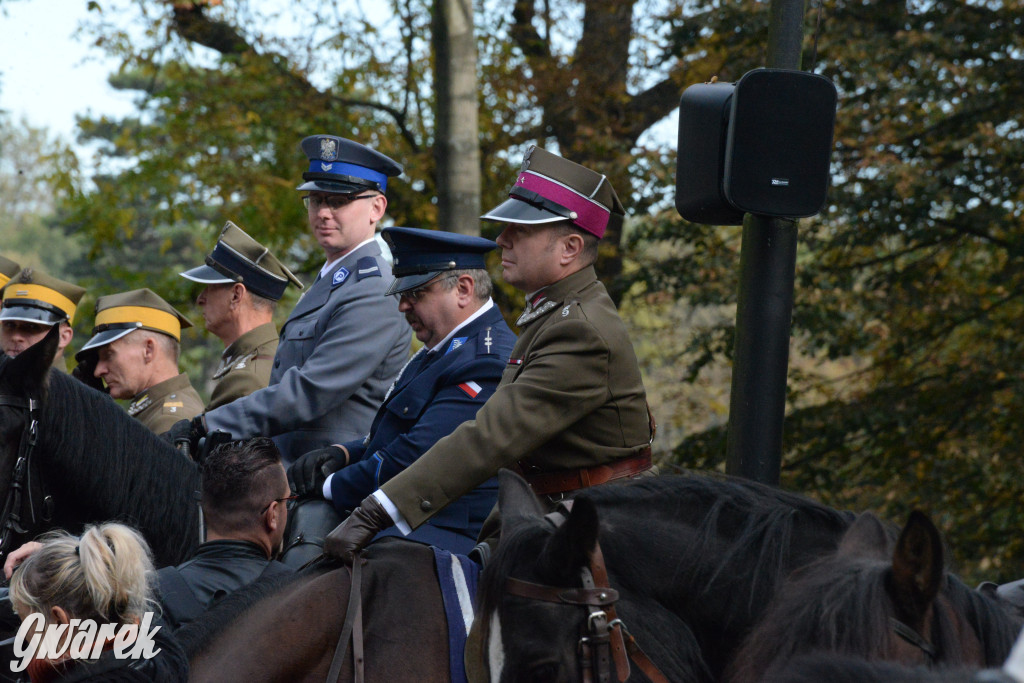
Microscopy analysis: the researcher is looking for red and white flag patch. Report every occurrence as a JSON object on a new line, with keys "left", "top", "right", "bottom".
{"left": 458, "top": 381, "right": 482, "bottom": 398}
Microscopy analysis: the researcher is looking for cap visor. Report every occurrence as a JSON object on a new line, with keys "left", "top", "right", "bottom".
{"left": 180, "top": 264, "right": 235, "bottom": 284}
{"left": 385, "top": 272, "right": 442, "bottom": 296}
{"left": 296, "top": 179, "right": 370, "bottom": 194}
{"left": 79, "top": 327, "right": 136, "bottom": 354}
{"left": 481, "top": 197, "right": 568, "bottom": 225}
{"left": 0, "top": 305, "right": 62, "bottom": 325}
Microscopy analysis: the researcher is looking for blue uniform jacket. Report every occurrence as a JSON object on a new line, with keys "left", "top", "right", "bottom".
{"left": 328, "top": 304, "right": 516, "bottom": 553}
{"left": 204, "top": 240, "right": 410, "bottom": 462}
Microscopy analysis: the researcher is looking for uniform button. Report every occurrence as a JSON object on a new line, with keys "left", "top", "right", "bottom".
{"left": 420, "top": 500, "right": 433, "bottom": 512}
{"left": 402, "top": 407, "right": 408, "bottom": 414}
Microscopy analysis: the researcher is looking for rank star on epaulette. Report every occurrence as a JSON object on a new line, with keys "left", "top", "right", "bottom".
{"left": 128, "top": 395, "right": 151, "bottom": 416}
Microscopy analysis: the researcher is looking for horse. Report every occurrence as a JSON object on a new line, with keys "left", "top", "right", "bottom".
{"left": 181, "top": 538, "right": 454, "bottom": 682}
{"left": 476, "top": 470, "right": 1022, "bottom": 683}
{"left": 759, "top": 653, "right": 1017, "bottom": 683}
{"left": 726, "top": 510, "right": 1021, "bottom": 682}
{"left": 0, "top": 328, "right": 200, "bottom": 567}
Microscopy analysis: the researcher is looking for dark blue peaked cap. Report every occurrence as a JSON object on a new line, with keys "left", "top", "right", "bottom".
{"left": 382, "top": 227, "right": 497, "bottom": 296}
{"left": 297, "top": 135, "right": 403, "bottom": 194}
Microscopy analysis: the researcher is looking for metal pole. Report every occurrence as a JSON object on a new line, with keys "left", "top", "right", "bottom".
{"left": 724, "top": 0, "right": 806, "bottom": 485}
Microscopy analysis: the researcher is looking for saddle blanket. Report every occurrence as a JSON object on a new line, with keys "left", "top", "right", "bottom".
{"left": 433, "top": 547, "right": 480, "bottom": 683}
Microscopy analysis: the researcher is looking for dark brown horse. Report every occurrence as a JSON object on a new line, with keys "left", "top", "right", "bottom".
{"left": 180, "top": 538, "right": 453, "bottom": 682}
{"left": 476, "top": 470, "right": 1021, "bottom": 683}
{"left": 726, "top": 510, "right": 1019, "bottom": 682}
{"left": 0, "top": 326, "right": 199, "bottom": 567}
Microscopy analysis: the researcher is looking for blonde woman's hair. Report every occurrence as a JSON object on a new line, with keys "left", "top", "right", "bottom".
{"left": 9, "top": 523, "right": 156, "bottom": 624}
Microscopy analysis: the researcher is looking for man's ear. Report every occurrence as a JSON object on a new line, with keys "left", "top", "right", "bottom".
{"left": 559, "top": 232, "right": 585, "bottom": 265}
{"left": 455, "top": 274, "right": 475, "bottom": 306}
{"left": 231, "top": 283, "right": 246, "bottom": 306}
{"left": 368, "top": 194, "right": 388, "bottom": 222}
{"left": 58, "top": 323, "right": 74, "bottom": 352}
{"left": 265, "top": 503, "right": 280, "bottom": 532}
{"left": 142, "top": 336, "right": 156, "bottom": 362}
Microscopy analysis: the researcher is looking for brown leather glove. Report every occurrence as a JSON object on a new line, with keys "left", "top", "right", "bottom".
{"left": 324, "top": 495, "right": 394, "bottom": 563}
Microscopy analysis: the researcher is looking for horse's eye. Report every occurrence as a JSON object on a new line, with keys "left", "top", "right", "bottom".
{"left": 528, "top": 662, "right": 560, "bottom": 683}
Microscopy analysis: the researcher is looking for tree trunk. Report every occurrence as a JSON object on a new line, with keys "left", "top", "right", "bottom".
{"left": 433, "top": 0, "right": 481, "bottom": 236}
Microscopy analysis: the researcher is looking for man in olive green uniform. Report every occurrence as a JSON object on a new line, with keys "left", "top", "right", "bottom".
{"left": 1, "top": 268, "right": 85, "bottom": 372}
{"left": 180, "top": 222, "right": 303, "bottom": 410}
{"left": 77, "top": 288, "right": 204, "bottom": 433}
{"left": 322, "top": 146, "right": 653, "bottom": 561}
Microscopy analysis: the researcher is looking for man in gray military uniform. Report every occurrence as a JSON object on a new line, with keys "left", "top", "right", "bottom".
{"left": 77, "top": 288, "right": 204, "bottom": 433}
{"left": 1, "top": 268, "right": 86, "bottom": 372}
{"left": 166, "top": 136, "right": 411, "bottom": 463}
{"left": 180, "top": 221, "right": 303, "bottom": 410}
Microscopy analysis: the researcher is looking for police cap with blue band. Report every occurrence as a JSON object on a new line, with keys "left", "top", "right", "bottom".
{"left": 180, "top": 221, "right": 303, "bottom": 301}
{"left": 382, "top": 227, "right": 498, "bottom": 296}
{"left": 297, "top": 135, "right": 403, "bottom": 195}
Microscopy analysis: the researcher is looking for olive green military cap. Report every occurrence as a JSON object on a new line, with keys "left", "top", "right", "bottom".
{"left": 0, "top": 267, "right": 86, "bottom": 325}
{"left": 79, "top": 288, "right": 193, "bottom": 353}
{"left": 482, "top": 145, "right": 626, "bottom": 239}
{"left": 180, "top": 221, "right": 303, "bottom": 301}
{"left": 0, "top": 255, "right": 20, "bottom": 289}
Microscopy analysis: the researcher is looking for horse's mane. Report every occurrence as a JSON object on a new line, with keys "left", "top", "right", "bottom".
{"left": 176, "top": 560, "right": 342, "bottom": 659}
{"left": 760, "top": 652, "right": 985, "bottom": 683}
{"left": 481, "top": 473, "right": 855, "bottom": 629}
{"left": 945, "top": 573, "right": 1024, "bottom": 665}
{"left": 40, "top": 371, "right": 201, "bottom": 566}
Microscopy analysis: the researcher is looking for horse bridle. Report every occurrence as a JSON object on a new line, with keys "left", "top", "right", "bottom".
{"left": 889, "top": 615, "right": 939, "bottom": 663}
{"left": 0, "top": 394, "right": 51, "bottom": 556}
{"left": 503, "top": 504, "right": 669, "bottom": 683}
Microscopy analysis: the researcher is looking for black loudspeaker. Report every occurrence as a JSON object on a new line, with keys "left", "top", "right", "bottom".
{"left": 676, "top": 69, "right": 838, "bottom": 224}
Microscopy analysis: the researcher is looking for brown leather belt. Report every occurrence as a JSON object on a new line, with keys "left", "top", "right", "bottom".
{"left": 519, "top": 448, "right": 653, "bottom": 497}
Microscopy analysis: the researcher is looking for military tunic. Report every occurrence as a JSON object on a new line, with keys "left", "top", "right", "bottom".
{"left": 203, "top": 240, "right": 410, "bottom": 462}
{"left": 381, "top": 265, "right": 650, "bottom": 529}
{"left": 328, "top": 304, "right": 517, "bottom": 553}
{"left": 128, "top": 372, "right": 205, "bottom": 434}
{"left": 206, "top": 322, "right": 279, "bottom": 410}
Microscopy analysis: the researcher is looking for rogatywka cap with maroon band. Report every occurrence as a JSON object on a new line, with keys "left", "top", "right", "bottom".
{"left": 481, "top": 145, "right": 626, "bottom": 239}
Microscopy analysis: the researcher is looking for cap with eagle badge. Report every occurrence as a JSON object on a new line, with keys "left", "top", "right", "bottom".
{"left": 0, "top": 254, "right": 20, "bottom": 289}
{"left": 381, "top": 227, "right": 498, "bottom": 296}
{"left": 78, "top": 288, "right": 193, "bottom": 356}
{"left": 180, "top": 221, "right": 304, "bottom": 301}
{"left": 481, "top": 145, "right": 626, "bottom": 240}
{"left": 0, "top": 268, "right": 86, "bottom": 325}
{"left": 296, "top": 135, "right": 403, "bottom": 195}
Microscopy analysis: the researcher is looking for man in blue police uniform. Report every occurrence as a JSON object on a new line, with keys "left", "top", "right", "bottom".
{"left": 287, "top": 227, "right": 517, "bottom": 554}
{"left": 165, "top": 136, "right": 411, "bottom": 462}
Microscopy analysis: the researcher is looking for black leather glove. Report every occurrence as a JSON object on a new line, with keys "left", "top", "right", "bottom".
{"left": 162, "top": 416, "right": 207, "bottom": 459}
{"left": 71, "top": 354, "right": 107, "bottom": 394}
{"left": 324, "top": 495, "right": 394, "bottom": 564}
{"left": 288, "top": 445, "right": 347, "bottom": 498}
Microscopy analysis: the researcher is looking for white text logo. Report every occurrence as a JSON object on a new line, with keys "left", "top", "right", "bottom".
{"left": 11, "top": 612, "right": 162, "bottom": 673}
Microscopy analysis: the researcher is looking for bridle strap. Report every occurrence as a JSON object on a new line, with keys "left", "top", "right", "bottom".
{"left": 327, "top": 554, "right": 366, "bottom": 683}
{"left": 505, "top": 577, "right": 619, "bottom": 607}
{"left": 890, "top": 616, "right": 938, "bottom": 662}
{"left": 0, "top": 395, "right": 42, "bottom": 556}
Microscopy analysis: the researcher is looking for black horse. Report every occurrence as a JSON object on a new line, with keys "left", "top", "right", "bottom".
{"left": 727, "top": 510, "right": 1022, "bottom": 682}
{"left": 0, "top": 328, "right": 199, "bottom": 568}
{"left": 759, "top": 652, "right": 1019, "bottom": 683}
{"left": 476, "top": 470, "right": 1021, "bottom": 682}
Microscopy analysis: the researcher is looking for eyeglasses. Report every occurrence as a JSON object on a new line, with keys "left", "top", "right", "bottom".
{"left": 394, "top": 274, "right": 458, "bottom": 303}
{"left": 302, "top": 193, "right": 378, "bottom": 211}
{"left": 260, "top": 495, "right": 298, "bottom": 515}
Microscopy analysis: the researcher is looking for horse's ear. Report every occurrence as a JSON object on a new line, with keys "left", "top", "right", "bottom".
{"left": 890, "top": 510, "right": 944, "bottom": 617}
{"left": 498, "top": 468, "right": 546, "bottom": 534}
{"left": 539, "top": 497, "right": 600, "bottom": 581}
{"left": 2, "top": 324, "right": 58, "bottom": 395}
{"left": 837, "top": 511, "right": 891, "bottom": 561}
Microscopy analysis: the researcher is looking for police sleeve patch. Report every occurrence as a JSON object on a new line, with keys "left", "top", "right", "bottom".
{"left": 356, "top": 256, "right": 381, "bottom": 281}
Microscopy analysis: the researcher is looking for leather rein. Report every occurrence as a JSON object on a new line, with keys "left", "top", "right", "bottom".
{"left": 0, "top": 394, "right": 51, "bottom": 557}
{"left": 504, "top": 503, "right": 669, "bottom": 683}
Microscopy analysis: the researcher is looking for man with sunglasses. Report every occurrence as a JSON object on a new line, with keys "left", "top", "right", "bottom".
{"left": 287, "top": 226, "right": 516, "bottom": 553}
{"left": 157, "top": 437, "right": 295, "bottom": 631}
{"left": 323, "top": 146, "right": 654, "bottom": 565}
{"left": 165, "top": 136, "right": 411, "bottom": 462}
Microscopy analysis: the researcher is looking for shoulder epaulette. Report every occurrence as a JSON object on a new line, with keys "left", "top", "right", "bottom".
{"left": 355, "top": 256, "right": 382, "bottom": 281}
